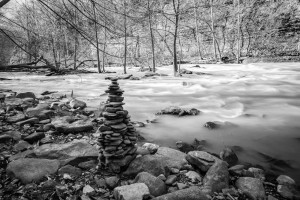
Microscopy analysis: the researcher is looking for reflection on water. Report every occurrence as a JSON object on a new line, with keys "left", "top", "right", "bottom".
{"left": 1, "top": 62, "right": 300, "bottom": 182}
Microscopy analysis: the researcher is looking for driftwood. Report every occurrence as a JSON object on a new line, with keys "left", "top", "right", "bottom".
{"left": 0, "top": 56, "right": 56, "bottom": 72}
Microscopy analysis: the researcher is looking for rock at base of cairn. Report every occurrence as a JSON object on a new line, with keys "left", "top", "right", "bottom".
{"left": 98, "top": 78, "right": 138, "bottom": 172}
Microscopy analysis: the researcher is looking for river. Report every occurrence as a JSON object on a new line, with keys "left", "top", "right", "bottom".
{"left": 1, "top": 62, "right": 300, "bottom": 183}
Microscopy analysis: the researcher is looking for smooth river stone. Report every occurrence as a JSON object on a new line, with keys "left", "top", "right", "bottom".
{"left": 102, "top": 131, "right": 114, "bottom": 135}
{"left": 109, "top": 136, "right": 123, "bottom": 141}
{"left": 109, "top": 140, "right": 123, "bottom": 146}
{"left": 105, "top": 146, "right": 117, "bottom": 152}
{"left": 98, "top": 125, "right": 112, "bottom": 132}
{"left": 106, "top": 102, "right": 125, "bottom": 107}
{"left": 105, "top": 107, "right": 123, "bottom": 113}
{"left": 111, "top": 123, "right": 127, "bottom": 130}
{"left": 112, "top": 133, "right": 121, "bottom": 137}
{"left": 104, "top": 118, "right": 124, "bottom": 126}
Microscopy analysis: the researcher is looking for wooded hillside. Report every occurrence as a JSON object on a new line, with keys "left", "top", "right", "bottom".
{"left": 0, "top": 0, "right": 300, "bottom": 73}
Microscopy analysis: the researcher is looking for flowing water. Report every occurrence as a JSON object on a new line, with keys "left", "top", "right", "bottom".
{"left": 1, "top": 63, "right": 300, "bottom": 183}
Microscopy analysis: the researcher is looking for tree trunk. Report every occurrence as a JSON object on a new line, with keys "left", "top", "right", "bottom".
{"left": 123, "top": 0, "right": 127, "bottom": 74}
{"left": 172, "top": 0, "right": 180, "bottom": 76}
{"left": 92, "top": 0, "right": 101, "bottom": 73}
{"left": 193, "top": 0, "right": 202, "bottom": 60}
{"left": 210, "top": 0, "right": 217, "bottom": 61}
{"left": 73, "top": 0, "right": 77, "bottom": 70}
{"left": 148, "top": 0, "right": 156, "bottom": 72}
{"left": 237, "top": 0, "right": 240, "bottom": 63}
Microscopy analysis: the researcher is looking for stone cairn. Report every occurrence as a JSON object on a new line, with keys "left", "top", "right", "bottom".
{"left": 98, "top": 78, "right": 137, "bottom": 172}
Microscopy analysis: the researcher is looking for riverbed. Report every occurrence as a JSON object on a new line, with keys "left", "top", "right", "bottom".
{"left": 1, "top": 62, "right": 300, "bottom": 183}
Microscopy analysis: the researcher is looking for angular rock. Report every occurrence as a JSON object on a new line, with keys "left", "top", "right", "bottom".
{"left": 0, "top": 131, "right": 21, "bottom": 141}
{"left": 6, "top": 158, "right": 59, "bottom": 183}
{"left": 31, "top": 139, "right": 98, "bottom": 164}
{"left": 186, "top": 151, "right": 220, "bottom": 172}
{"left": 6, "top": 113, "right": 26, "bottom": 123}
{"left": 185, "top": 171, "right": 202, "bottom": 183}
{"left": 70, "top": 99, "right": 86, "bottom": 109}
{"left": 134, "top": 172, "right": 167, "bottom": 197}
{"left": 113, "top": 183, "right": 150, "bottom": 200}
{"left": 13, "top": 140, "right": 32, "bottom": 152}
{"left": 177, "top": 183, "right": 188, "bottom": 190}
{"left": 203, "top": 161, "right": 229, "bottom": 193}
{"left": 248, "top": 167, "right": 265, "bottom": 181}
{"left": 16, "top": 117, "right": 39, "bottom": 126}
{"left": 26, "top": 103, "right": 50, "bottom": 118}
{"left": 152, "top": 186, "right": 209, "bottom": 200}
{"left": 51, "top": 116, "right": 93, "bottom": 134}
{"left": 236, "top": 177, "right": 266, "bottom": 200}
{"left": 165, "top": 175, "right": 177, "bottom": 185}
{"left": 142, "top": 143, "right": 159, "bottom": 154}
{"left": 154, "top": 147, "right": 188, "bottom": 170}
{"left": 78, "top": 160, "right": 97, "bottom": 170}
{"left": 24, "top": 132, "right": 45, "bottom": 143}
{"left": 58, "top": 165, "right": 82, "bottom": 178}
{"left": 16, "top": 92, "right": 36, "bottom": 99}
{"left": 124, "top": 155, "right": 170, "bottom": 177}
{"left": 220, "top": 147, "right": 238, "bottom": 167}
{"left": 105, "top": 176, "right": 120, "bottom": 189}
{"left": 83, "top": 185, "right": 95, "bottom": 195}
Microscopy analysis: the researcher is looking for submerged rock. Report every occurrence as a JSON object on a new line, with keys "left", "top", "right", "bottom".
{"left": 157, "top": 106, "right": 200, "bottom": 116}
{"left": 16, "top": 92, "right": 36, "bottom": 99}
{"left": 6, "top": 158, "right": 60, "bottom": 183}
{"left": 220, "top": 147, "right": 238, "bottom": 167}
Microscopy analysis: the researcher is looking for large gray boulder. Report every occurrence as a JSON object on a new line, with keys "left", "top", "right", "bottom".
{"left": 203, "top": 161, "right": 229, "bottom": 193}
{"left": 30, "top": 139, "right": 98, "bottom": 165}
{"left": 51, "top": 116, "right": 93, "bottom": 134}
{"left": 113, "top": 183, "right": 150, "bottom": 200}
{"left": 6, "top": 112, "right": 26, "bottom": 123}
{"left": 236, "top": 177, "right": 266, "bottom": 200}
{"left": 154, "top": 147, "right": 188, "bottom": 169}
{"left": 25, "top": 103, "right": 50, "bottom": 119}
{"left": 186, "top": 151, "right": 220, "bottom": 172}
{"left": 152, "top": 186, "right": 209, "bottom": 200}
{"left": 134, "top": 172, "right": 167, "bottom": 197}
{"left": 6, "top": 158, "right": 59, "bottom": 183}
{"left": 123, "top": 155, "right": 169, "bottom": 177}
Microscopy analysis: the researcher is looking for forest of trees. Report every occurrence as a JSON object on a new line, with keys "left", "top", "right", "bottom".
{"left": 0, "top": 0, "right": 300, "bottom": 74}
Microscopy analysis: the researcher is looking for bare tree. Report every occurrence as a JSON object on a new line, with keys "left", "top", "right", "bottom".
{"left": 147, "top": 0, "right": 155, "bottom": 72}
{"left": 0, "top": 0, "right": 10, "bottom": 8}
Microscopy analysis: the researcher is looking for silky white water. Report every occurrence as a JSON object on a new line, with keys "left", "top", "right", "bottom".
{"left": 1, "top": 62, "right": 300, "bottom": 183}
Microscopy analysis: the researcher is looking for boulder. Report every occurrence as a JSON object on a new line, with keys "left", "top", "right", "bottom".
{"left": 276, "top": 175, "right": 296, "bottom": 187}
{"left": 25, "top": 103, "right": 50, "bottom": 119}
{"left": 113, "top": 183, "right": 150, "bottom": 200}
{"left": 51, "top": 116, "right": 93, "bottom": 134}
{"left": 276, "top": 175, "right": 297, "bottom": 199}
{"left": 58, "top": 165, "right": 82, "bottom": 178}
{"left": 154, "top": 147, "right": 188, "bottom": 170}
{"left": 185, "top": 171, "right": 202, "bottom": 183}
{"left": 16, "top": 92, "right": 36, "bottom": 99}
{"left": 31, "top": 139, "right": 98, "bottom": 165}
{"left": 165, "top": 175, "right": 177, "bottom": 185}
{"left": 186, "top": 151, "right": 220, "bottom": 172}
{"left": 142, "top": 143, "right": 159, "bottom": 154}
{"left": 203, "top": 161, "right": 229, "bottom": 193}
{"left": 123, "top": 155, "right": 170, "bottom": 177}
{"left": 13, "top": 140, "right": 32, "bottom": 152}
{"left": 24, "top": 132, "right": 45, "bottom": 143}
{"left": 70, "top": 99, "right": 86, "bottom": 109}
{"left": 0, "top": 131, "right": 21, "bottom": 141}
{"left": 134, "top": 172, "right": 167, "bottom": 197}
{"left": 248, "top": 167, "right": 265, "bottom": 181}
{"left": 105, "top": 176, "right": 120, "bottom": 189}
{"left": 6, "top": 158, "right": 59, "bottom": 183}
{"left": 220, "top": 147, "right": 238, "bottom": 167}
{"left": 236, "top": 177, "right": 266, "bottom": 200}
{"left": 6, "top": 113, "right": 26, "bottom": 123}
{"left": 277, "top": 185, "right": 294, "bottom": 199}
{"left": 152, "top": 186, "right": 209, "bottom": 200}
{"left": 157, "top": 106, "right": 200, "bottom": 116}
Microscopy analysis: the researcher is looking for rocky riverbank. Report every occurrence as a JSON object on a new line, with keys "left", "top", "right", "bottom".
{"left": 0, "top": 87, "right": 299, "bottom": 200}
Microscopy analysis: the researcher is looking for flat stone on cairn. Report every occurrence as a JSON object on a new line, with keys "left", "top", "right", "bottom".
{"left": 98, "top": 78, "right": 137, "bottom": 172}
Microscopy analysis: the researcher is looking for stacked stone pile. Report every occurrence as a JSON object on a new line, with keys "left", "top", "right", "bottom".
{"left": 98, "top": 78, "right": 137, "bottom": 172}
